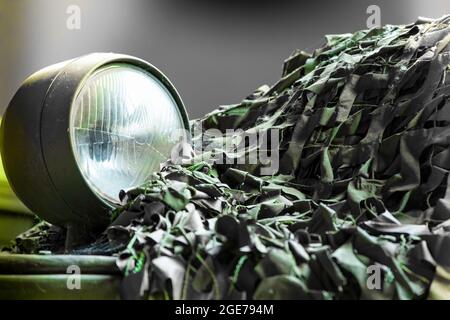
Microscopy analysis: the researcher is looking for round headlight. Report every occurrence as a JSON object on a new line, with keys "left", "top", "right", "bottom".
{"left": 0, "top": 53, "right": 189, "bottom": 246}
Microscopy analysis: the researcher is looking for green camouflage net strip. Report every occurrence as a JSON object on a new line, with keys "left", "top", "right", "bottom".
{"left": 105, "top": 16, "right": 450, "bottom": 299}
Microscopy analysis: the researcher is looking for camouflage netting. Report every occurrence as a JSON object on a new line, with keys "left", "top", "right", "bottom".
{"left": 13, "top": 16, "right": 450, "bottom": 299}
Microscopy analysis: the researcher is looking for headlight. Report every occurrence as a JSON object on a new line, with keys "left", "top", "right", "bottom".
{"left": 0, "top": 53, "right": 189, "bottom": 246}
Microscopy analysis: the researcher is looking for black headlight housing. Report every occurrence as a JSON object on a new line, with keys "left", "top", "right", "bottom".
{"left": 0, "top": 53, "right": 189, "bottom": 248}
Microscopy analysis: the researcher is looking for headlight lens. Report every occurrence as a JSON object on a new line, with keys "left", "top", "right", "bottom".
{"left": 70, "top": 63, "right": 185, "bottom": 203}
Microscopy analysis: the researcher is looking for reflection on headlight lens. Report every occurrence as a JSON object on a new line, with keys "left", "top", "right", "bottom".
{"left": 70, "top": 63, "right": 185, "bottom": 204}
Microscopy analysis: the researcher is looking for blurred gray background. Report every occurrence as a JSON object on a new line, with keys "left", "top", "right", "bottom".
{"left": 0, "top": 0, "right": 449, "bottom": 119}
